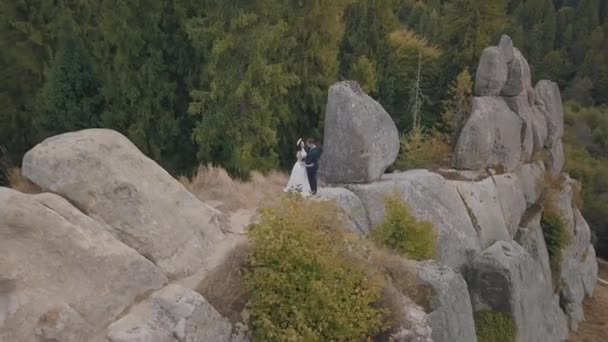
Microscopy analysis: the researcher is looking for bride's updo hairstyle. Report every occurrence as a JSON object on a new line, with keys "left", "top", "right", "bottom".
{"left": 296, "top": 138, "right": 304, "bottom": 149}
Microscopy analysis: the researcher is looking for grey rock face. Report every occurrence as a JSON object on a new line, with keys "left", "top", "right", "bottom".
{"left": 502, "top": 48, "right": 533, "bottom": 97}
{"left": 559, "top": 207, "right": 598, "bottom": 331}
{"left": 315, "top": 187, "right": 370, "bottom": 235}
{"left": 0, "top": 188, "right": 167, "bottom": 342}
{"left": 514, "top": 207, "right": 553, "bottom": 287}
{"left": 467, "top": 241, "right": 569, "bottom": 342}
{"left": 319, "top": 81, "right": 400, "bottom": 183}
{"left": 546, "top": 139, "right": 565, "bottom": 176}
{"left": 504, "top": 96, "right": 535, "bottom": 162}
{"left": 535, "top": 80, "right": 564, "bottom": 147}
{"left": 106, "top": 285, "right": 233, "bottom": 342}
{"left": 453, "top": 97, "right": 523, "bottom": 172}
{"left": 385, "top": 283, "right": 433, "bottom": 342}
{"left": 452, "top": 177, "right": 510, "bottom": 249}
{"left": 498, "top": 35, "right": 515, "bottom": 64}
{"left": 491, "top": 172, "right": 527, "bottom": 237}
{"left": 475, "top": 47, "right": 508, "bottom": 96}
{"left": 504, "top": 95, "right": 549, "bottom": 160}
{"left": 514, "top": 161, "right": 546, "bottom": 207}
{"left": 417, "top": 261, "right": 476, "bottom": 342}
{"left": 22, "top": 129, "right": 228, "bottom": 279}
{"left": 348, "top": 170, "right": 480, "bottom": 271}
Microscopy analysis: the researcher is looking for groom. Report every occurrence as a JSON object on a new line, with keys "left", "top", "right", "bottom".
{"left": 305, "top": 138, "right": 321, "bottom": 195}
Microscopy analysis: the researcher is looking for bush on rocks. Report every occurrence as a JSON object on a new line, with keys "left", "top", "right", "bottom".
{"left": 372, "top": 193, "right": 437, "bottom": 261}
{"left": 541, "top": 208, "right": 571, "bottom": 289}
{"left": 246, "top": 197, "right": 387, "bottom": 341}
{"left": 474, "top": 310, "right": 516, "bottom": 342}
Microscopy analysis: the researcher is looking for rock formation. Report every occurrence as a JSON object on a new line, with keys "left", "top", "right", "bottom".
{"left": 106, "top": 285, "right": 234, "bottom": 342}
{"left": 0, "top": 35, "right": 598, "bottom": 342}
{"left": 22, "top": 129, "right": 228, "bottom": 279}
{"left": 319, "top": 81, "right": 400, "bottom": 184}
{"left": 453, "top": 97, "right": 523, "bottom": 171}
{"left": 2, "top": 131, "right": 246, "bottom": 342}
{"left": 320, "top": 35, "right": 598, "bottom": 342}
{"left": 0, "top": 188, "right": 167, "bottom": 341}
{"left": 455, "top": 34, "right": 565, "bottom": 174}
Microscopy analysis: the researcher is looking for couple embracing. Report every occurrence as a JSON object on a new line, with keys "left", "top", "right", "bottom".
{"left": 284, "top": 138, "right": 321, "bottom": 196}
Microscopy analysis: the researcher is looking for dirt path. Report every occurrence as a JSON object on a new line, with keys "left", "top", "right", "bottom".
{"left": 568, "top": 260, "right": 608, "bottom": 342}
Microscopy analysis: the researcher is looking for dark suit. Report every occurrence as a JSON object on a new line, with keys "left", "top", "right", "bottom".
{"left": 305, "top": 146, "right": 321, "bottom": 194}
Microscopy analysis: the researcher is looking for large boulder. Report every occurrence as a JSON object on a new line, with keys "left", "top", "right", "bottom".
{"left": 0, "top": 188, "right": 167, "bottom": 342}
{"left": 453, "top": 97, "right": 523, "bottom": 172}
{"left": 467, "top": 241, "right": 569, "bottom": 342}
{"left": 534, "top": 80, "right": 564, "bottom": 147}
{"left": 546, "top": 176, "right": 598, "bottom": 330}
{"left": 546, "top": 138, "right": 565, "bottom": 176}
{"left": 22, "top": 129, "right": 228, "bottom": 279}
{"left": 452, "top": 177, "right": 510, "bottom": 249}
{"left": 348, "top": 170, "right": 480, "bottom": 271}
{"left": 503, "top": 96, "right": 534, "bottom": 162}
{"left": 319, "top": 81, "right": 400, "bottom": 184}
{"left": 315, "top": 187, "right": 370, "bottom": 235}
{"left": 504, "top": 95, "right": 548, "bottom": 160}
{"left": 514, "top": 206, "right": 553, "bottom": 287}
{"left": 490, "top": 172, "right": 527, "bottom": 237}
{"left": 474, "top": 46, "right": 508, "bottom": 96}
{"left": 514, "top": 161, "right": 545, "bottom": 207}
{"left": 417, "top": 261, "right": 476, "bottom": 342}
{"left": 559, "top": 209, "right": 598, "bottom": 331}
{"left": 501, "top": 48, "right": 532, "bottom": 97}
{"left": 106, "top": 285, "right": 234, "bottom": 342}
{"left": 498, "top": 35, "right": 515, "bottom": 64}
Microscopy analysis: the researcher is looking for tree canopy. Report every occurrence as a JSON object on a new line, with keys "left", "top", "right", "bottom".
{"left": 1, "top": 0, "right": 606, "bottom": 174}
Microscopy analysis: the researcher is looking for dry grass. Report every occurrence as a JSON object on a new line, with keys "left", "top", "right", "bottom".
{"left": 1, "top": 147, "right": 40, "bottom": 194}
{"left": 179, "top": 164, "right": 288, "bottom": 213}
{"left": 3, "top": 167, "right": 41, "bottom": 194}
{"left": 370, "top": 247, "right": 435, "bottom": 312}
{"left": 540, "top": 173, "right": 565, "bottom": 209}
{"left": 567, "top": 261, "right": 608, "bottom": 342}
{"left": 599, "top": 260, "right": 608, "bottom": 280}
{"left": 343, "top": 235, "right": 435, "bottom": 313}
{"left": 196, "top": 242, "right": 249, "bottom": 323}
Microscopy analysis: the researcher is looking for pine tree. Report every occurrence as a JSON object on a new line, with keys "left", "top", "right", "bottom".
{"left": 507, "top": 0, "right": 557, "bottom": 76}
{"left": 382, "top": 29, "right": 441, "bottom": 130}
{"left": 339, "top": 0, "right": 400, "bottom": 79}
{"left": 91, "top": 0, "right": 199, "bottom": 173}
{"left": 443, "top": 0, "right": 507, "bottom": 78}
{"left": 438, "top": 69, "right": 473, "bottom": 147}
{"left": 187, "top": 0, "right": 297, "bottom": 177}
{"left": 278, "top": 0, "right": 350, "bottom": 168}
{"left": 35, "top": 35, "right": 103, "bottom": 138}
{"left": 0, "top": 0, "right": 83, "bottom": 162}
{"left": 348, "top": 56, "right": 379, "bottom": 95}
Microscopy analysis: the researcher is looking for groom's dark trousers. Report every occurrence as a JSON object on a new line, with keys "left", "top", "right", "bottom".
{"left": 307, "top": 168, "right": 318, "bottom": 194}
{"left": 306, "top": 146, "right": 321, "bottom": 194}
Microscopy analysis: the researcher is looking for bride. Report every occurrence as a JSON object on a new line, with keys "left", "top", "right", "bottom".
{"left": 284, "top": 138, "right": 311, "bottom": 195}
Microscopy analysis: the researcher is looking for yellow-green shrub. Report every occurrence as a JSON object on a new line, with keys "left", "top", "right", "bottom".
{"left": 541, "top": 208, "right": 571, "bottom": 289}
{"left": 246, "top": 197, "right": 387, "bottom": 341}
{"left": 372, "top": 193, "right": 437, "bottom": 261}
{"left": 474, "top": 310, "right": 516, "bottom": 342}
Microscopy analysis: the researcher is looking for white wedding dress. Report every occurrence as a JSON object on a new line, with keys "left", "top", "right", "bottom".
{"left": 284, "top": 149, "right": 311, "bottom": 195}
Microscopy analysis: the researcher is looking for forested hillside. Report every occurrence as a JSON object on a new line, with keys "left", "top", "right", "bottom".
{"left": 1, "top": 0, "right": 607, "bottom": 253}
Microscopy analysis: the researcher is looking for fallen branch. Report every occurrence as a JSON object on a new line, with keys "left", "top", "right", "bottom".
{"left": 599, "top": 278, "right": 608, "bottom": 286}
